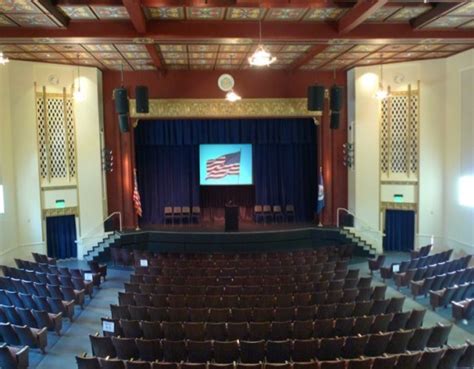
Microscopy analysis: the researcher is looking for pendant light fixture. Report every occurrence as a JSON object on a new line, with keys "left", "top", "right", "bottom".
{"left": 0, "top": 51, "right": 9, "bottom": 65}
{"left": 74, "top": 53, "right": 85, "bottom": 101}
{"left": 374, "top": 54, "right": 390, "bottom": 100}
{"left": 248, "top": 18, "right": 276, "bottom": 67}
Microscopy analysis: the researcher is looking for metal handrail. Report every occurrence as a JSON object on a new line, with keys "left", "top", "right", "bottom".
{"left": 336, "top": 207, "right": 385, "bottom": 237}
{"left": 78, "top": 212, "right": 122, "bottom": 241}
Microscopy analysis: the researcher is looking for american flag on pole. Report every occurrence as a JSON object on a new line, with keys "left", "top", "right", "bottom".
{"left": 133, "top": 169, "right": 142, "bottom": 217}
{"left": 206, "top": 151, "right": 241, "bottom": 180}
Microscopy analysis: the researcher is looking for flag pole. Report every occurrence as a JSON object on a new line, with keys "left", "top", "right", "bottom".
{"left": 133, "top": 168, "right": 141, "bottom": 231}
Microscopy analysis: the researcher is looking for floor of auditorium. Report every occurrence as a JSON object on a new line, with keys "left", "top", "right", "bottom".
{"left": 30, "top": 253, "right": 474, "bottom": 369}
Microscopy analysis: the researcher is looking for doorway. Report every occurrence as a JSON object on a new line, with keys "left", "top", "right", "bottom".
{"left": 383, "top": 209, "right": 415, "bottom": 252}
{"left": 46, "top": 215, "right": 77, "bottom": 259}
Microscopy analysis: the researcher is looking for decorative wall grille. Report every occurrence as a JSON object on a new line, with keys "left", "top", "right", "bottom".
{"left": 380, "top": 87, "right": 419, "bottom": 178}
{"left": 36, "top": 88, "right": 77, "bottom": 183}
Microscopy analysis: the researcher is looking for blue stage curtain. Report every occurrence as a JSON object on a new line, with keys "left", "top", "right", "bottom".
{"left": 135, "top": 118, "right": 317, "bottom": 225}
{"left": 383, "top": 209, "right": 415, "bottom": 252}
{"left": 46, "top": 215, "right": 77, "bottom": 259}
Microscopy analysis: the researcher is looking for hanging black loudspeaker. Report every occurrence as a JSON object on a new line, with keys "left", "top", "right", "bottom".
{"left": 135, "top": 86, "right": 149, "bottom": 114}
{"left": 307, "top": 85, "right": 325, "bottom": 111}
{"left": 114, "top": 87, "right": 129, "bottom": 114}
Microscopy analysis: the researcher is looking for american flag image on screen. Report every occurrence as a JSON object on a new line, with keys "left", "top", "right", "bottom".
{"left": 206, "top": 151, "right": 241, "bottom": 180}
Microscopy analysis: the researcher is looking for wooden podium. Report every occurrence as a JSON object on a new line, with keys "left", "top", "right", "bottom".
{"left": 225, "top": 205, "right": 239, "bottom": 232}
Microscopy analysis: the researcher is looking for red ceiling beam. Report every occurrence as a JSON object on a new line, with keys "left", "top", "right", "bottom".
{"left": 141, "top": 0, "right": 351, "bottom": 7}
{"left": 145, "top": 44, "right": 163, "bottom": 70}
{"left": 123, "top": 0, "right": 148, "bottom": 33}
{"left": 58, "top": 0, "right": 123, "bottom": 5}
{"left": 410, "top": 2, "right": 466, "bottom": 30}
{"left": 1, "top": 21, "right": 473, "bottom": 40}
{"left": 289, "top": 44, "right": 328, "bottom": 70}
{"left": 34, "top": 0, "right": 70, "bottom": 28}
{"left": 337, "top": 0, "right": 389, "bottom": 34}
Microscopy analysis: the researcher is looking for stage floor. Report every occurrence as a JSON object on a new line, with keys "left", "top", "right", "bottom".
{"left": 137, "top": 221, "right": 319, "bottom": 233}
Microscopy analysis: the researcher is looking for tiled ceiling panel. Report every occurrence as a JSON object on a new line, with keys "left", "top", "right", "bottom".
{"left": 226, "top": 7, "right": 265, "bottom": 21}
{"left": 90, "top": 6, "right": 129, "bottom": 20}
{"left": 303, "top": 8, "right": 347, "bottom": 21}
{"left": 265, "top": 8, "right": 307, "bottom": 22}
{"left": 186, "top": 7, "right": 225, "bottom": 20}
{"left": 146, "top": 7, "right": 184, "bottom": 20}
{"left": 0, "top": 1, "right": 472, "bottom": 72}
{"left": 59, "top": 6, "right": 97, "bottom": 20}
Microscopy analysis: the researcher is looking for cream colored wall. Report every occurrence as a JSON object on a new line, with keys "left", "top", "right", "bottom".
{"left": 0, "top": 64, "right": 20, "bottom": 262}
{"left": 444, "top": 50, "right": 474, "bottom": 254}
{"left": 0, "top": 60, "right": 105, "bottom": 264}
{"left": 350, "top": 50, "right": 473, "bottom": 254}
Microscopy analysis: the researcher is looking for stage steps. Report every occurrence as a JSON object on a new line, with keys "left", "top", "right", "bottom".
{"left": 340, "top": 227, "right": 378, "bottom": 258}
{"left": 83, "top": 232, "right": 122, "bottom": 261}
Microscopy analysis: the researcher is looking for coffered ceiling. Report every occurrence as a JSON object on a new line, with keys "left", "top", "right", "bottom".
{"left": 0, "top": 0, "right": 473, "bottom": 72}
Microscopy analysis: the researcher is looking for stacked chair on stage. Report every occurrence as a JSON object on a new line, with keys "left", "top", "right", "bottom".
{"left": 78, "top": 247, "right": 471, "bottom": 369}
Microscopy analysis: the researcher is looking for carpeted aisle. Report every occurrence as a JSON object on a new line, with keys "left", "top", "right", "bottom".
{"left": 32, "top": 265, "right": 131, "bottom": 369}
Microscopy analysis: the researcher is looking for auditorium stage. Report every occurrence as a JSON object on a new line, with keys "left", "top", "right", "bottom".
{"left": 112, "top": 224, "right": 363, "bottom": 255}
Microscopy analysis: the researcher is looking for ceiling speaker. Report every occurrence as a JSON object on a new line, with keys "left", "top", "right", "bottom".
{"left": 307, "top": 85, "right": 325, "bottom": 112}
{"left": 136, "top": 86, "right": 149, "bottom": 114}
{"left": 114, "top": 88, "right": 129, "bottom": 114}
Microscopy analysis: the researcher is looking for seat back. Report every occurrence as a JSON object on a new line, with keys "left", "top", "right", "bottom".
{"left": 0, "top": 344, "right": 19, "bottom": 369}
{"left": 0, "top": 323, "right": 20, "bottom": 345}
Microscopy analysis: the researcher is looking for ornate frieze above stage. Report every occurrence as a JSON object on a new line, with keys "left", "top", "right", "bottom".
{"left": 129, "top": 98, "right": 321, "bottom": 120}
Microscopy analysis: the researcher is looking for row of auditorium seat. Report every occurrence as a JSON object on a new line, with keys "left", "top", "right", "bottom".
{"left": 135, "top": 260, "right": 347, "bottom": 283}
{"left": 31, "top": 252, "right": 56, "bottom": 265}
{"left": 113, "top": 247, "right": 353, "bottom": 268}
{"left": 2, "top": 266, "right": 94, "bottom": 298}
{"left": 89, "top": 324, "right": 453, "bottom": 362}
{"left": 77, "top": 343, "right": 474, "bottom": 369}
{"left": 410, "top": 267, "right": 474, "bottom": 299}
{"left": 84, "top": 344, "right": 474, "bottom": 369}
{"left": 101, "top": 309, "right": 424, "bottom": 340}
{"left": 6, "top": 261, "right": 102, "bottom": 288}
{"left": 133, "top": 260, "right": 350, "bottom": 277}
{"left": 0, "top": 303, "right": 62, "bottom": 335}
{"left": 393, "top": 255, "right": 472, "bottom": 290}
{"left": 378, "top": 250, "right": 454, "bottom": 281}
{"left": 429, "top": 281, "right": 474, "bottom": 310}
{"left": 0, "top": 288, "right": 75, "bottom": 321}
{"left": 111, "top": 289, "right": 392, "bottom": 322}
{"left": 129, "top": 267, "right": 357, "bottom": 285}
{"left": 120, "top": 287, "right": 380, "bottom": 307}
{"left": 0, "top": 275, "right": 86, "bottom": 309}
{"left": 131, "top": 248, "right": 342, "bottom": 260}
{"left": 117, "top": 286, "right": 383, "bottom": 308}
{"left": 0, "top": 322, "right": 47, "bottom": 353}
